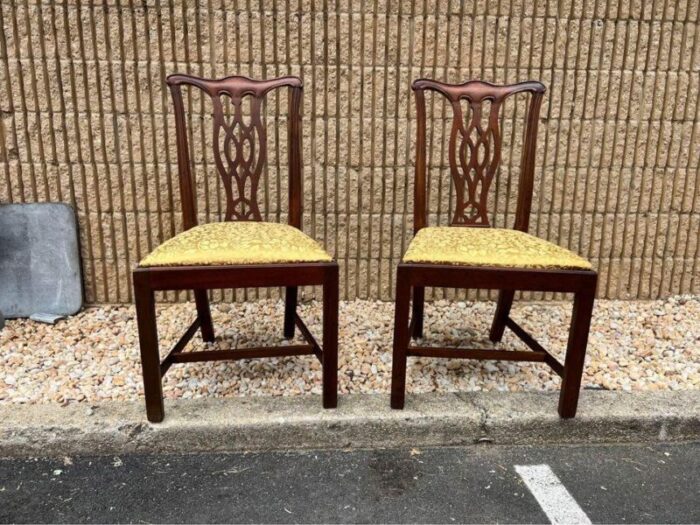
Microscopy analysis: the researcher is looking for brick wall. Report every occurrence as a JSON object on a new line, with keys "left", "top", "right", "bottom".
{"left": 1, "top": 1, "right": 698, "bottom": 302}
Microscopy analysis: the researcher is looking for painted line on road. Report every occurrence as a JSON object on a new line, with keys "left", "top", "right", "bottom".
{"left": 515, "top": 464, "right": 592, "bottom": 525}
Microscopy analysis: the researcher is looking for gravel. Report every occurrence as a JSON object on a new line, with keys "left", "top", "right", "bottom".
{"left": 1, "top": 296, "right": 698, "bottom": 405}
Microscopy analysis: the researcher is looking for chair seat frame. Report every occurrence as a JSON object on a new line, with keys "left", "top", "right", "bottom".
{"left": 391, "top": 79, "right": 597, "bottom": 418}
{"left": 391, "top": 263, "right": 596, "bottom": 418}
{"left": 134, "top": 262, "right": 338, "bottom": 423}
{"left": 134, "top": 74, "right": 337, "bottom": 423}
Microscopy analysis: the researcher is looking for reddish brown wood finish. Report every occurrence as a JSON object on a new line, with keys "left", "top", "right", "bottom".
{"left": 392, "top": 79, "right": 598, "bottom": 418}
{"left": 133, "top": 74, "right": 338, "bottom": 423}
{"left": 412, "top": 79, "right": 545, "bottom": 231}
{"left": 167, "top": 74, "right": 303, "bottom": 226}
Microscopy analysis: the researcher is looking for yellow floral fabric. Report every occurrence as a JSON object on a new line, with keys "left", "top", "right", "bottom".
{"left": 403, "top": 227, "right": 592, "bottom": 270}
{"left": 139, "top": 221, "right": 332, "bottom": 267}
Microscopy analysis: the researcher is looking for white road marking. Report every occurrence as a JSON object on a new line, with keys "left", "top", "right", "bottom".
{"left": 515, "top": 464, "right": 592, "bottom": 525}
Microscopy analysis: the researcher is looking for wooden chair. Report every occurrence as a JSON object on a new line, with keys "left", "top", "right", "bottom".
{"left": 133, "top": 74, "right": 338, "bottom": 423}
{"left": 391, "top": 79, "right": 597, "bottom": 418}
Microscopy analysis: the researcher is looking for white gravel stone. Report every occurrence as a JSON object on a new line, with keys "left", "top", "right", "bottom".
{"left": 0, "top": 296, "right": 698, "bottom": 405}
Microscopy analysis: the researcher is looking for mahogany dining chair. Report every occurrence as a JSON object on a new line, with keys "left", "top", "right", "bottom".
{"left": 391, "top": 79, "right": 597, "bottom": 418}
{"left": 133, "top": 74, "right": 338, "bottom": 422}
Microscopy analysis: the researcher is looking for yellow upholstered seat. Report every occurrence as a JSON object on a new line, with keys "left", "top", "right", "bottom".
{"left": 139, "top": 221, "right": 332, "bottom": 267}
{"left": 403, "top": 226, "right": 592, "bottom": 270}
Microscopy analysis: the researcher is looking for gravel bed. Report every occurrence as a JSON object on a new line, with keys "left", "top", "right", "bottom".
{"left": 1, "top": 296, "right": 698, "bottom": 405}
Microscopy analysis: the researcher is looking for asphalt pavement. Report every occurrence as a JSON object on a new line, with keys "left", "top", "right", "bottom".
{"left": 1, "top": 442, "right": 698, "bottom": 523}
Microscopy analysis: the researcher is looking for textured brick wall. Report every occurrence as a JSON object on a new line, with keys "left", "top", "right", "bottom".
{"left": 1, "top": 1, "right": 698, "bottom": 303}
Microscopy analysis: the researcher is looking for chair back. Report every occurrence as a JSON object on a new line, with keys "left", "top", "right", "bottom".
{"left": 167, "top": 74, "right": 303, "bottom": 230}
{"left": 412, "top": 79, "right": 545, "bottom": 233}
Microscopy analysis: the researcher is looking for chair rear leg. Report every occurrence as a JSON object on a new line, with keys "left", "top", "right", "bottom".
{"left": 322, "top": 269, "right": 338, "bottom": 408}
{"left": 194, "top": 289, "right": 215, "bottom": 342}
{"left": 134, "top": 280, "right": 165, "bottom": 423}
{"left": 391, "top": 267, "right": 411, "bottom": 409}
{"left": 284, "top": 286, "right": 298, "bottom": 339}
{"left": 411, "top": 286, "right": 425, "bottom": 339}
{"left": 558, "top": 286, "right": 596, "bottom": 418}
{"left": 489, "top": 290, "right": 515, "bottom": 342}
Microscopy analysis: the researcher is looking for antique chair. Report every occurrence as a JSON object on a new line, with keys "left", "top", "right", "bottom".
{"left": 391, "top": 79, "right": 597, "bottom": 418}
{"left": 133, "top": 75, "right": 338, "bottom": 423}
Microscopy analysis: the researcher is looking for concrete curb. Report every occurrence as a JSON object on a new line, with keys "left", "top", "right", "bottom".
{"left": 1, "top": 391, "right": 698, "bottom": 457}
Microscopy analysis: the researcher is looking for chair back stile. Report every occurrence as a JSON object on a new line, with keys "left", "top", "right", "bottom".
{"left": 411, "top": 79, "right": 545, "bottom": 235}
{"left": 166, "top": 74, "right": 304, "bottom": 231}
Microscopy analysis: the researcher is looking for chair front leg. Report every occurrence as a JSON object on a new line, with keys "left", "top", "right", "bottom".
{"left": 134, "top": 279, "right": 165, "bottom": 423}
{"left": 322, "top": 268, "right": 338, "bottom": 408}
{"left": 194, "top": 289, "right": 215, "bottom": 342}
{"left": 558, "top": 286, "right": 596, "bottom": 418}
{"left": 411, "top": 286, "right": 425, "bottom": 339}
{"left": 489, "top": 289, "right": 515, "bottom": 342}
{"left": 284, "top": 286, "right": 298, "bottom": 339}
{"left": 391, "top": 266, "right": 412, "bottom": 409}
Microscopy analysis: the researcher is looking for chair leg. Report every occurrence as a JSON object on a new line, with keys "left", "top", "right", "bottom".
{"left": 284, "top": 286, "right": 298, "bottom": 339}
{"left": 391, "top": 267, "right": 411, "bottom": 409}
{"left": 322, "top": 268, "right": 338, "bottom": 408}
{"left": 411, "top": 286, "right": 425, "bottom": 339}
{"left": 194, "top": 289, "right": 215, "bottom": 342}
{"left": 134, "top": 281, "right": 165, "bottom": 423}
{"left": 558, "top": 287, "right": 596, "bottom": 418}
{"left": 489, "top": 289, "right": 515, "bottom": 343}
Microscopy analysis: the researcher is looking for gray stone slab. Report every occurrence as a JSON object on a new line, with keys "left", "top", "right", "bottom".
{"left": 0, "top": 203, "right": 82, "bottom": 318}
